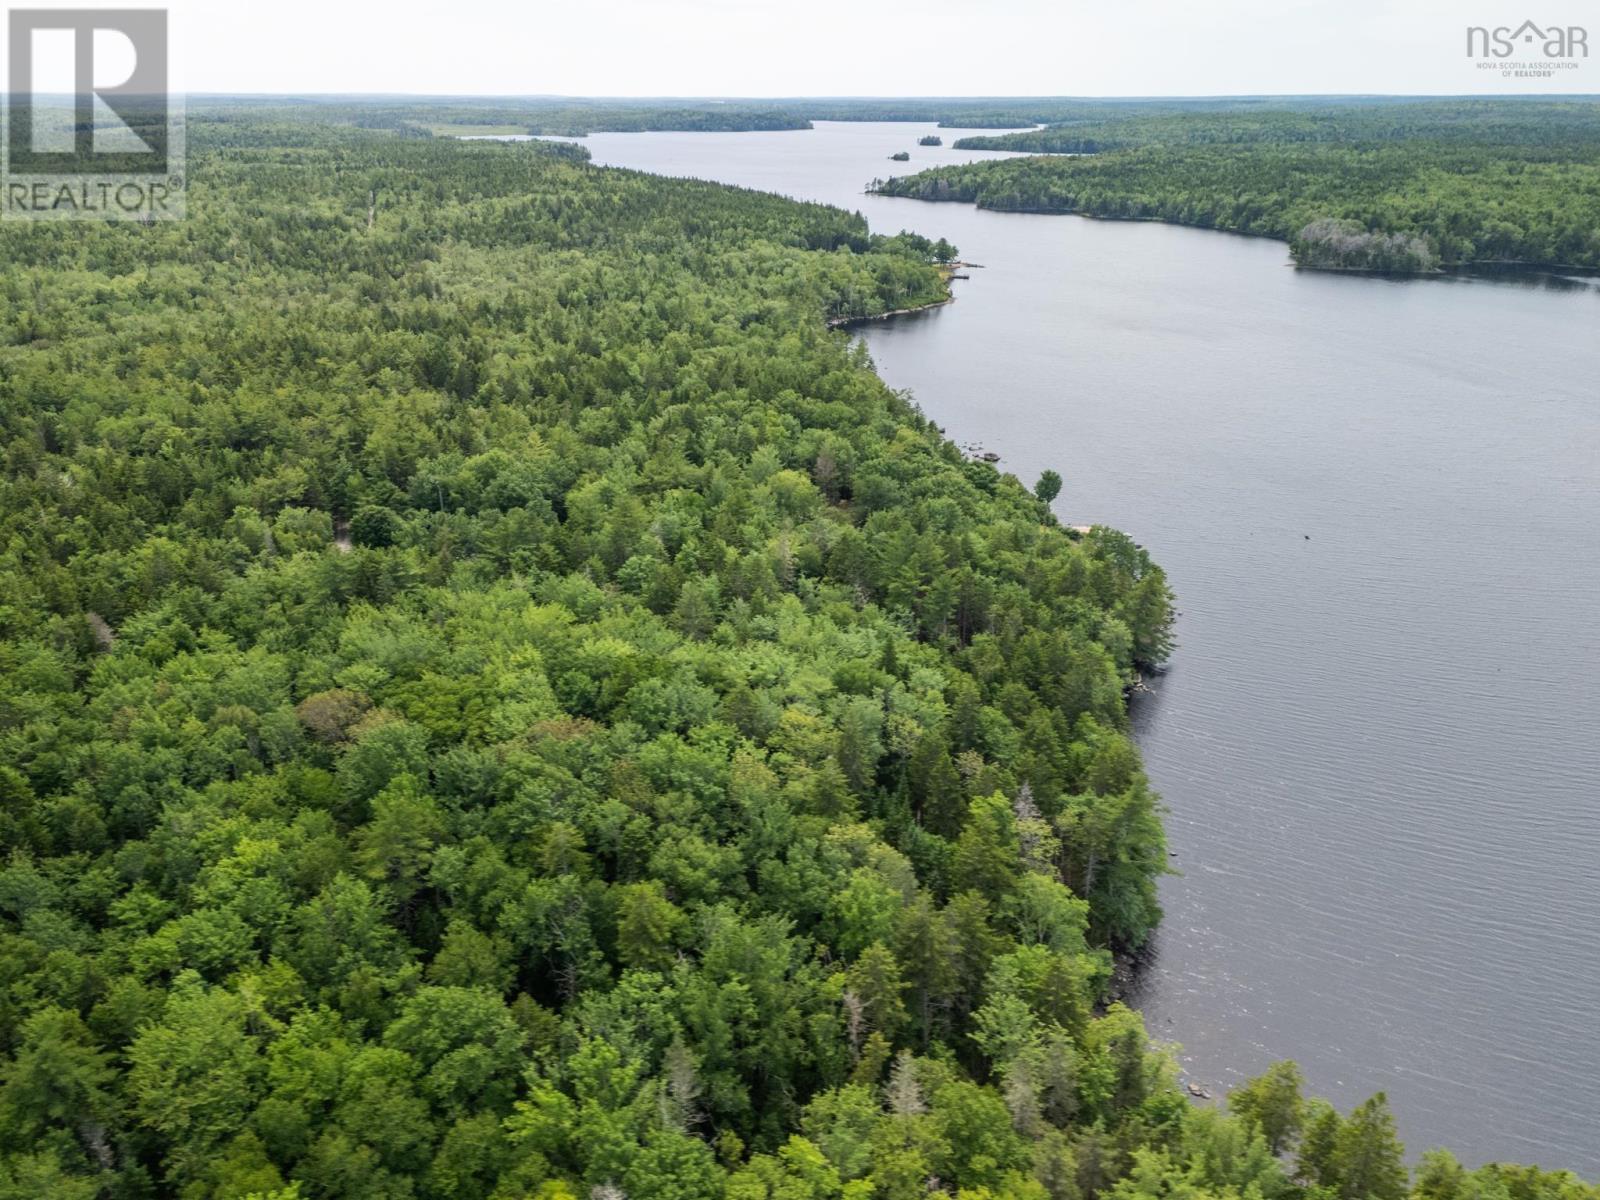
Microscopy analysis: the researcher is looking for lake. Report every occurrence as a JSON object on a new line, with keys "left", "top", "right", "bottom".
{"left": 528, "top": 121, "right": 1600, "bottom": 1176}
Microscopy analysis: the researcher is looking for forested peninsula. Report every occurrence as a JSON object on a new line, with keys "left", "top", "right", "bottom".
{"left": 0, "top": 108, "right": 1595, "bottom": 1200}
{"left": 875, "top": 99, "right": 1600, "bottom": 273}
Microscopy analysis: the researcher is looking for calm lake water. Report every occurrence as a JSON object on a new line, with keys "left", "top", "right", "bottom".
{"left": 530, "top": 122, "right": 1600, "bottom": 1176}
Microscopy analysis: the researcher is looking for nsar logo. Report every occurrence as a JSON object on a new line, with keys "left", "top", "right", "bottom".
{"left": 1467, "top": 19, "right": 1588, "bottom": 60}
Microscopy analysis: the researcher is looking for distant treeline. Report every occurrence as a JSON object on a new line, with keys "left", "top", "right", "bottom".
{"left": 948, "top": 98, "right": 1600, "bottom": 152}
{"left": 189, "top": 94, "right": 1600, "bottom": 147}
{"left": 873, "top": 99, "right": 1600, "bottom": 272}
{"left": 185, "top": 96, "right": 1048, "bottom": 137}
{"left": 192, "top": 95, "right": 1539, "bottom": 139}
{"left": 190, "top": 99, "right": 812, "bottom": 137}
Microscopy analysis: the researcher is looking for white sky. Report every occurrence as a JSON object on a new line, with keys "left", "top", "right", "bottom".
{"left": 39, "top": 0, "right": 1600, "bottom": 96}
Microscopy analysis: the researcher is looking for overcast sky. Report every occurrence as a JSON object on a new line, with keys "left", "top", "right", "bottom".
{"left": 147, "top": 0, "right": 1600, "bottom": 95}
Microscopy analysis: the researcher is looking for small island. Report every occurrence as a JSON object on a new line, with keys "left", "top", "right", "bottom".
{"left": 919, "top": 134, "right": 943, "bottom": 146}
{"left": 890, "top": 150, "right": 910, "bottom": 161}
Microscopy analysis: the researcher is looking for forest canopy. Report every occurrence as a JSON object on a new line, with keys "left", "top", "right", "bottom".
{"left": 0, "top": 106, "right": 1590, "bottom": 1200}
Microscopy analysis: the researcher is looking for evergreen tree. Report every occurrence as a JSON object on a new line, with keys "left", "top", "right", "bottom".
{"left": 1332, "top": 1093, "right": 1408, "bottom": 1200}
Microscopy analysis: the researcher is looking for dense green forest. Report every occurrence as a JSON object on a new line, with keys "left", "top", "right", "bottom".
{"left": 0, "top": 110, "right": 1593, "bottom": 1200}
{"left": 873, "top": 99, "right": 1600, "bottom": 271}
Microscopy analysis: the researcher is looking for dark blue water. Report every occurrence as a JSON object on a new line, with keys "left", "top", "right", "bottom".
{"left": 531, "top": 121, "right": 1600, "bottom": 1177}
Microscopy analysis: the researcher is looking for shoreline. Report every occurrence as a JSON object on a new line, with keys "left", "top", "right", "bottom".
{"left": 828, "top": 258, "right": 988, "bottom": 328}
{"left": 828, "top": 261, "right": 972, "bottom": 328}
{"left": 845, "top": 261, "right": 1205, "bottom": 1111}
{"left": 827, "top": 294, "right": 954, "bottom": 328}
{"left": 867, "top": 189, "right": 1598, "bottom": 282}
